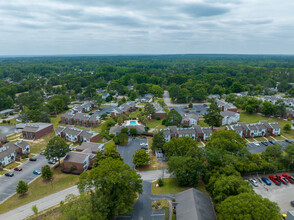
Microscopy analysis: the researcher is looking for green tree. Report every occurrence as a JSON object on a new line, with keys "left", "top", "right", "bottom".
{"left": 242, "top": 97, "right": 262, "bottom": 113}
{"left": 212, "top": 175, "right": 253, "bottom": 203}
{"left": 168, "top": 156, "right": 205, "bottom": 186}
{"left": 0, "top": 92, "right": 13, "bottom": 111}
{"left": 144, "top": 103, "right": 156, "bottom": 117}
{"left": 32, "top": 205, "right": 38, "bottom": 215}
{"left": 129, "top": 128, "right": 138, "bottom": 136}
{"left": 16, "top": 180, "right": 28, "bottom": 195}
{"left": 203, "top": 103, "right": 223, "bottom": 129}
{"left": 151, "top": 131, "right": 165, "bottom": 150}
{"left": 41, "top": 165, "right": 53, "bottom": 180}
{"left": 117, "top": 133, "right": 128, "bottom": 145}
{"left": 188, "top": 102, "right": 193, "bottom": 109}
{"left": 162, "top": 110, "right": 182, "bottom": 126}
{"left": 163, "top": 136, "right": 204, "bottom": 158}
{"left": 285, "top": 144, "right": 294, "bottom": 168}
{"left": 262, "top": 144, "right": 282, "bottom": 161}
{"left": 45, "top": 136, "right": 69, "bottom": 166}
{"left": 260, "top": 101, "right": 275, "bottom": 116}
{"left": 150, "top": 85, "right": 164, "bottom": 97}
{"left": 78, "top": 158, "right": 143, "bottom": 219}
{"left": 230, "top": 81, "right": 243, "bottom": 93}
{"left": 283, "top": 123, "right": 291, "bottom": 132}
{"left": 133, "top": 149, "right": 150, "bottom": 166}
{"left": 225, "top": 93, "right": 235, "bottom": 103}
{"left": 217, "top": 193, "right": 280, "bottom": 220}
{"left": 275, "top": 100, "right": 286, "bottom": 116}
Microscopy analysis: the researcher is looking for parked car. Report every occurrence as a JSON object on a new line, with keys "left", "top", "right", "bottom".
{"left": 261, "top": 141, "right": 268, "bottom": 146}
{"left": 249, "top": 179, "right": 258, "bottom": 187}
{"left": 253, "top": 142, "right": 259, "bottom": 147}
{"left": 269, "top": 140, "right": 275, "bottom": 144}
{"left": 5, "top": 172, "right": 14, "bottom": 177}
{"left": 291, "top": 201, "right": 294, "bottom": 207}
{"left": 29, "top": 158, "right": 37, "bottom": 161}
{"left": 89, "top": 113, "right": 94, "bottom": 115}
{"left": 282, "top": 174, "right": 294, "bottom": 183}
{"left": 269, "top": 175, "right": 281, "bottom": 185}
{"left": 276, "top": 175, "right": 288, "bottom": 184}
{"left": 14, "top": 167, "right": 23, "bottom": 171}
{"left": 40, "top": 150, "right": 45, "bottom": 155}
{"left": 261, "top": 177, "right": 271, "bottom": 185}
{"left": 285, "top": 139, "right": 292, "bottom": 144}
{"left": 33, "top": 170, "right": 41, "bottom": 175}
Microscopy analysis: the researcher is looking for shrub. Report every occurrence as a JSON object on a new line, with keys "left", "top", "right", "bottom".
{"left": 109, "top": 133, "right": 115, "bottom": 138}
{"left": 32, "top": 205, "right": 38, "bottom": 215}
{"left": 156, "top": 117, "right": 161, "bottom": 120}
{"left": 16, "top": 180, "right": 28, "bottom": 195}
{"left": 158, "top": 178, "right": 164, "bottom": 187}
{"left": 70, "top": 165, "right": 76, "bottom": 172}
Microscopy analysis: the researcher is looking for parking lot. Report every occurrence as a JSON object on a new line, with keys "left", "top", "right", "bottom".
{"left": 247, "top": 139, "right": 293, "bottom": 153}
{"left": 117, "top": 138, "right": 148, "bottom": 169}
{"left": 248, "top": 174, "right": 294, "bottom": 214}
{"left": 93, "top": 106, "right": 116, "bottom": 117}
{"left": 170, "top": 104, "right": 208, "bottom": 117}
{"left": 0, "top": 154, "right": 50, "bottom": 203}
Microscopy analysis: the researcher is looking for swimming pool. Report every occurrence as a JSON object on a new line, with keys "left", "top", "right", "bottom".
{"left": 130, "top": 121, "right": 138, "bottom": 126}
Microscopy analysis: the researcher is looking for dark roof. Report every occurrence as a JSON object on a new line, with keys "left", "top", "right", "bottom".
{"left": 0, "top": 142, "right": 18, "bottom": 158}
{"left": 76, "top": 142, "right": 104, "bottom": 153}
{"left": 15, "top": 140, "right": 29, "bottom": 149}
{"left": 175, "top": 188, "right": 216, "bottom": 220}
{"left": 80, "top": 129, "right": 99, "bottom": 139}
{"left": 220, "top": 111, "right": 239, "bottom": 117}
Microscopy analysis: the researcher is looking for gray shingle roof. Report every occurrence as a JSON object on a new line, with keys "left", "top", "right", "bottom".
{"left": 22, "top": 123, "right": 52, "bottom": 133}
{"left": 76, "top": 142, "right": 104, "bottom": 153}
{"left": 175, "top": 188, "right": 216, "bottom": 220}
{"left": 63, "top": 151, "right": 89, "bottom": 163}
{"left": 0, "top": 142, "right": 18, "bottom": 159}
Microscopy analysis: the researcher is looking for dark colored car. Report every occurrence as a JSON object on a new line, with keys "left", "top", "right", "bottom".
{"left": 291, "top": 201, "right": 294, "bottom": 207}
{"left": 261, "top": 177, "right": 271, "bottom": 185}
{"left": 5, "top": 172, "right": 14, "bottom": 177}
{"left": 269, "top": 140, "right": 275, "bottom": 144}
{"left": 269, "top": 175, "right": 281, "bottom": 185}
{"left": 286, "top": 139, "right": 292, "bottom": 144}
{"left": 29, "top": 158, "right": 37, "bottom": 161}
{"left": 276, "top": 175, "right": 288, "bottom": 184}
{"left": 89, "top": 113, "right": 94, "bottom": 115}
{"left": 40, "top": 151, "right": 45, "bottom": 155}
{"left": 282, "top": 174, "right": 294, "bottom": 183}
{"left": 14, "top": 167, "right": 23, "bottom": 171}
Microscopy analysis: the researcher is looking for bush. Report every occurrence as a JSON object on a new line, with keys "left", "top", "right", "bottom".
{"left": 158, "top": 178, "right": 164, "bottom": 187}
{"left": 41, "top": 165, "right": 53, "bottom": 180}
{"left": 32, "top": 205, "right": 38, "bottom": 215}
{"left": 156, "top": 117, "right": 161, "bottom": 120}
{"left": 70, "top": 165, "right": 76, "bottom": 172}
{"left": 109, "top": 133, "right": 115, "bottom": 138}
{"left": 16, "top": 179, "right": 28, "bottom": 195}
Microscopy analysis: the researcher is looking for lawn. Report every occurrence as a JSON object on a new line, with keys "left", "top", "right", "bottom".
{"left": 0, "top": 168, "right": 80, "bottom": 214}
{"left": 147, "top": 119, "right": 167, "bottom": 129}
{"left": 4, "top": 162, "right": 21, "bottom": 170}
{"left": 29, "top": 132, "right": 55, "bottom": 154}
{"left": 129, "top": 109, "right": 142, "bottom": 118}
{"left": 0, "top": 118, "right": 17, "bottom": 126}
{"left": 198, "top": 119, "right": 209, "bottom": 127}
{"left": 151, "top": 178, "right": 209, "bottom": 195}
{"left": 104, "top": 140, "right": 117, "bottom": 153}
{"left": 0, "top": 170, "right": 7, "bottom": 175}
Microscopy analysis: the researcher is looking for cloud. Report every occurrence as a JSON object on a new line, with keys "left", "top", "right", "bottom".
{"left": 181, "top": 3, "right": 230, "bottom": 17}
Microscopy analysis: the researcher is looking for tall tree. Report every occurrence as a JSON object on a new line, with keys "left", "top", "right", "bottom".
{"left": 217, "top": 193, "right": 280, "bottom": 220}
{"left": 162, "top": 109, "right": 182, "bottom": 126}
{"left": 204, "top": 103, "right": 223, "bottom": 129}
{"left": 16, "top": 180, "right": 28, "bottom": 195}
{"left": 41, "top": 165, "right": 53, "bottom": 180}
{"left": 78, "top": 158, "right": 143, "bottom": 219}
{"left": 45, "top": 136, "right": 69, "bottom": 166}
{"left": 144, "top": 103, "right": 156, "bottom": 118}
{"left": 151, "top": 131, "right": 166, "bottom": 150}
{"left": 133, "top": 149, "right": 150, "bottom": 167}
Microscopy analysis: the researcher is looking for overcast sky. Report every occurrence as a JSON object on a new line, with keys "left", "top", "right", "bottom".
{"left": 0, "top": 0, "right": 294, "bottom": 55}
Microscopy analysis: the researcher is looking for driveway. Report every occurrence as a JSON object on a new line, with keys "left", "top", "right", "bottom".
{"left": 0, "top": 154, "right": 49, "bottom": 203}
{"left": 247, "top": 140, "right": 293, "bottom": 153}
{"left": 117, "top": 138, "right": 148, "bottom": 169}
{"left": 0, "top": 126, "right": 18, "bottom": 136}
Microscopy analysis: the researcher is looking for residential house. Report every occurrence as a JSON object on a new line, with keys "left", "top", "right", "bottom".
{"left": 0, "top": 109, "right": 14, "bottom": 117}
{"left": 153, "top": 102, "right": 167, "bottom": 119}
{"left": 63, "top": 142, "right": 104, "bottom": 173}
{"left": 22, "top": 123, "right": 54, "bottom": 139}
{"left": 158, "top": 125, "right": 212, "bottom": 142}
{"left": 226, "top": 121, "right": 281, "bottom": 138}
{"left": 208, "top": 94, "right": 220, "bottom": 99}
{"left": 101, "top": 93, "right": 110, "bottom": 100}
{"left": 55, "top": 126, "right": 101, "bottom": 143}
{"left": 220, "top": 111, "right": 240, "bottom": 126}
{"left": 61, "top": 110, "right": 101, "bottom": 128}
{"left": 111, "top": 102, "right": 137, "bottom": 117}
{"left": 0, "top": 141, "right": 30, "bottom": 166}
{"left": 138, "top": 93, "right": 154, "bottom": 103}
{"left": 181, "top": 114, "right": 199, "bottom": 126}
{"left": 174, "top": 188, "right": 217, "bottom": 220}
{"left": 0, "top": 134, "right": 7, "bottom": 145}
{"left": 72, "top": 101, "right": 96, "bottom": 113}
{"left": 263, "top": 96, "right": 294, "bottom": 107}
{"left": 216, "top": 99, "right": 238, "bottom": 112}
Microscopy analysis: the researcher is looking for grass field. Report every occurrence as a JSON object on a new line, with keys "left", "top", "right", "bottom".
{"left": 104, "top": 140, "right": 117, "bottom": 153}
{"left": 4, "top": 162, "right": 21, "bottom": 170}
{"left": 0, "top": 168, "right": 79, "bottom": 214}
{"left": 151, "top": 178, "right": 209, "bottom": 195}
{"left": 0, "top": 118, "right": 17, "bottom": 126}
{"left": 29, "top": 132, "right": 55, "bottom": 154}
{"left": 147, "top": 119, "right": 167, "bottom": 129}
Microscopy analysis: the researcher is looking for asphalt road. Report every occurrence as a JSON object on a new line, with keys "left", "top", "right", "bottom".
{"left": 0, "top": 154, "right": 49, "bottom": 203}
{"left": 117, "top": 138, "right": 148, "bottom": 169}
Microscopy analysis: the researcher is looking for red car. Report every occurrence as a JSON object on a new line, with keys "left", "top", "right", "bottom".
{"left": 282, "top": 174, "right": 294, "bottom": 183}
{"left": 276, "top": 175, "right": 288, "bottom": 184}
{"left": 269, "top": 175, "right": 281, "bottom": 185}
{"left": 14, "top": 167, "right": 22, "bottom": 171}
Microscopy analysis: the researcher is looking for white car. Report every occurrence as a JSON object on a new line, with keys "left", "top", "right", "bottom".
{"left": 249, "top": 179, "right": 258, "bottom": 187}
{"left": 253, "top": 142, "right": 259, "bottom": 147}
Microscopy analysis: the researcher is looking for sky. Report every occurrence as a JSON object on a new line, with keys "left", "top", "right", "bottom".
{"left": 0, "top": 0, "right": 294, "bottom": 55}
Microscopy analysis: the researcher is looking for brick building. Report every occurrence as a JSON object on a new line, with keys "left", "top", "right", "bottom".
{"left": 22, "top": 123, "right": 53, "bottom": 139}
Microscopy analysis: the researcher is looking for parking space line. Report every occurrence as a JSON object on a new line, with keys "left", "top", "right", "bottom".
{"left": 263, "top": 137, "right": 268, "bottom": 141}
{"left": 271, "top": 136, "right": 278, "bottom": 141}
{"left": 253, "top": 138, "right": 258, "bottom": 142}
